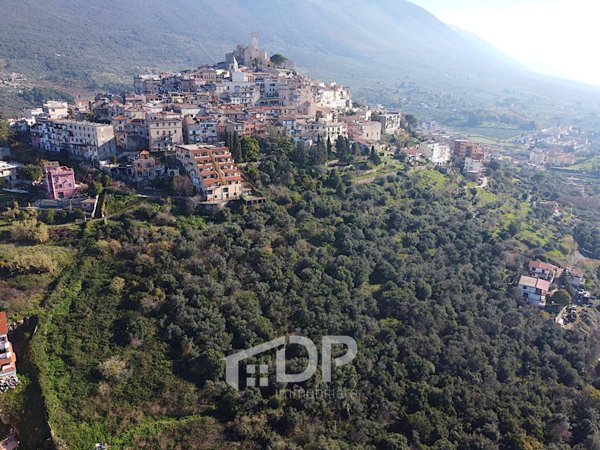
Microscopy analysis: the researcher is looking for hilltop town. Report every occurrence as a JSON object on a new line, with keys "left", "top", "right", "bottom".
{"left": 0, "top": 34, "right": 495, "bottom": 211}
{"left": 4, "top": 36, "right": 600, "bottom": 213}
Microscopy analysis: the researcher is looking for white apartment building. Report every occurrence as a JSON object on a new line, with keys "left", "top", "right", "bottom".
{"left": 420, "top": 142, "right": 451, "bottom": 165}
{"left": 32, "top": 119, "right": 117, "bottom": 161}
{"left": 314, "top": 83, "right": 353, "bottom": 110}
{"left": 42, "top": 101, "right": 69, "bottom": 120}
{"left": 379, "top": 112, "right": 404, "bottom": 134}
{"left": 463, "top": 156, "right": 484, "bottom": 180}
{"left": 302, "top": 121, "right": 348, "bottom": 142}
{"left": 183, "top": 117, "right": 219, "bottom": 144}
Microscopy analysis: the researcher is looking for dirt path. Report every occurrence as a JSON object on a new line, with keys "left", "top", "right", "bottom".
{"left": 570, "top": 250, "right": 589, "bottom": 267}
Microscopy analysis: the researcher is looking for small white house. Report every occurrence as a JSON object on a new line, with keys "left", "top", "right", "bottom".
{"left": 0, "top": 161, "right": 22, "bottom": 186}
{"left": 528, "top": 260, "right": 559, "bottom": 281}
{"left": 518, "top": 275, "right": 551, "bottom": 307}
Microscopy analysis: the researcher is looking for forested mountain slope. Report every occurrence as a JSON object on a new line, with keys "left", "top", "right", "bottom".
{"left": 17, "top": 136, "right": 600, "bottom": 448}
{"left": 0, "top": 0, "right": 513, "bottom": 84}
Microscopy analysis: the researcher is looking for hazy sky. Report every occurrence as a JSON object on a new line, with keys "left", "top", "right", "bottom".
{"left": 411, "top": 0, "right": 600, "bottom": 86}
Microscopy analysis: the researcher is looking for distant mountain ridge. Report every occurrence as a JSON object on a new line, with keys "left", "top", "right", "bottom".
{"left": 1, "top": 0, "right": 600, "bottom": 126}
{"left": 448, "top": 26, "right": 525, "bottom": 72}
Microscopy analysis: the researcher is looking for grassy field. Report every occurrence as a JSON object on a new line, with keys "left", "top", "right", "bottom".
{"left": 416, "top": 168, "right": 451, "bottom": 190}
{"left": 346, "top": 155, "right": 405, "bottom": 184}
{"left": 564, "top": 155, "right": 600, "bottom": 172}
{"left": 0, "top": 224, "right": 77, "bottom": 448}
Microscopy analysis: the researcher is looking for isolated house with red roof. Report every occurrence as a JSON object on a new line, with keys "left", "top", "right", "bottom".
{"left": 528, "top": 260, "right": 559, "bottom": 282}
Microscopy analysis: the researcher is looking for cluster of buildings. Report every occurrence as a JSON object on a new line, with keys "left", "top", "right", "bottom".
{"left": 17, "top": 34, "right": 414, "bottom": 202}
{"left": 22, "top": 35, "right": 366, "bottom": 159}
{"left": 529, "top": 148, "right": 576, "bottom": 167}
{"left": 520, "top": 124, "right": 598, "bottom": 168}
{"left": 9, "top": 34, "right": 503, "bottom": 206}
{"left": 524, "top": 125, "right": 592, "bottom": 152}
{"left": 94, "top": 34, "right": 357, "bottom": 155}
{"left": 30, "top": 115, "right": 117, "bottom": 162}
{"left": 517, "top": 260, "right": 587, "bottom": 307}
{"left": 402, "top": 138, "right": 487, "bottom": 180}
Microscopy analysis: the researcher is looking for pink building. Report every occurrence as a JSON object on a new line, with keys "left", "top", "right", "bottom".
{"left": 45, "top": 165, "right": 77, "bottom": 199}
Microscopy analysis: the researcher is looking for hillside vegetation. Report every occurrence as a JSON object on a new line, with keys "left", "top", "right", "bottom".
{"left": 0, "top": 136, "right": 597, "bottom": 449}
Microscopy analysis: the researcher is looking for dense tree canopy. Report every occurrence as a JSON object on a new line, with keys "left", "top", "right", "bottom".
{"left": 18, "top": 163, "right": 43, "bottom": 181}
{"left": 29, "top": 135, "right": 600, "bottom": 449}
{"left": 575, "top": 223, "right": 600, "bottom": 259}
{"left": 0, "top": 114, "right": 14, "bottom": 146}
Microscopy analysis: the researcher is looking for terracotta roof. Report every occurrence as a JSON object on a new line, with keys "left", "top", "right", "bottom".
{"left": 536, "top": 279, "right": 551, "bottom": 292}
{"left": 0, "top": 312, "right": 7, "bottom": 335}
{"left": 518, "top": 276, "right": 550, "bottom": 292}
{"left": 569, "top": 268, "right": 584, "bottom": 278}
{"left": 529, "top": 260, "right": 558, "bottom": 271}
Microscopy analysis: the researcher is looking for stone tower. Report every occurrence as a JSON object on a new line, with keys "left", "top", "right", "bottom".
{"left": 251, "top": 32, "right": 260, "bottom": 52}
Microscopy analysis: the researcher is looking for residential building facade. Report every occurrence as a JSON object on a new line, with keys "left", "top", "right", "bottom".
{"left": 528, "top": 260, "right": 559, "bottom": 281}
{"left": 175, "top": 144, "right": 243, "bottom": 202}
{"left": 32, "top": 119, "right": 117, "bottom": 161}
{"left": 147, "top": 112, "right": 183, "bottom": 152}
{"left": 45, "top": 164, "right": 77, "bottom": 199}
{"left": 518, "top": 275, "right": 550, "bottom": 307}
{"left": 131, "top": 150, "right": 164, "bottom": 182}
{"left": 0, "top": 161, "right": 21, "bottom": 186}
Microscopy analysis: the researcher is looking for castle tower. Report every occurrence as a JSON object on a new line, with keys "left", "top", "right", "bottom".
{"left": 251, "top": 32, "right": 259, "bottom": 52}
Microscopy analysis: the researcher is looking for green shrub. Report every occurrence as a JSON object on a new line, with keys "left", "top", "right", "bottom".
{"left": 10, "top": 219, "right": 49, "bottom": 244}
